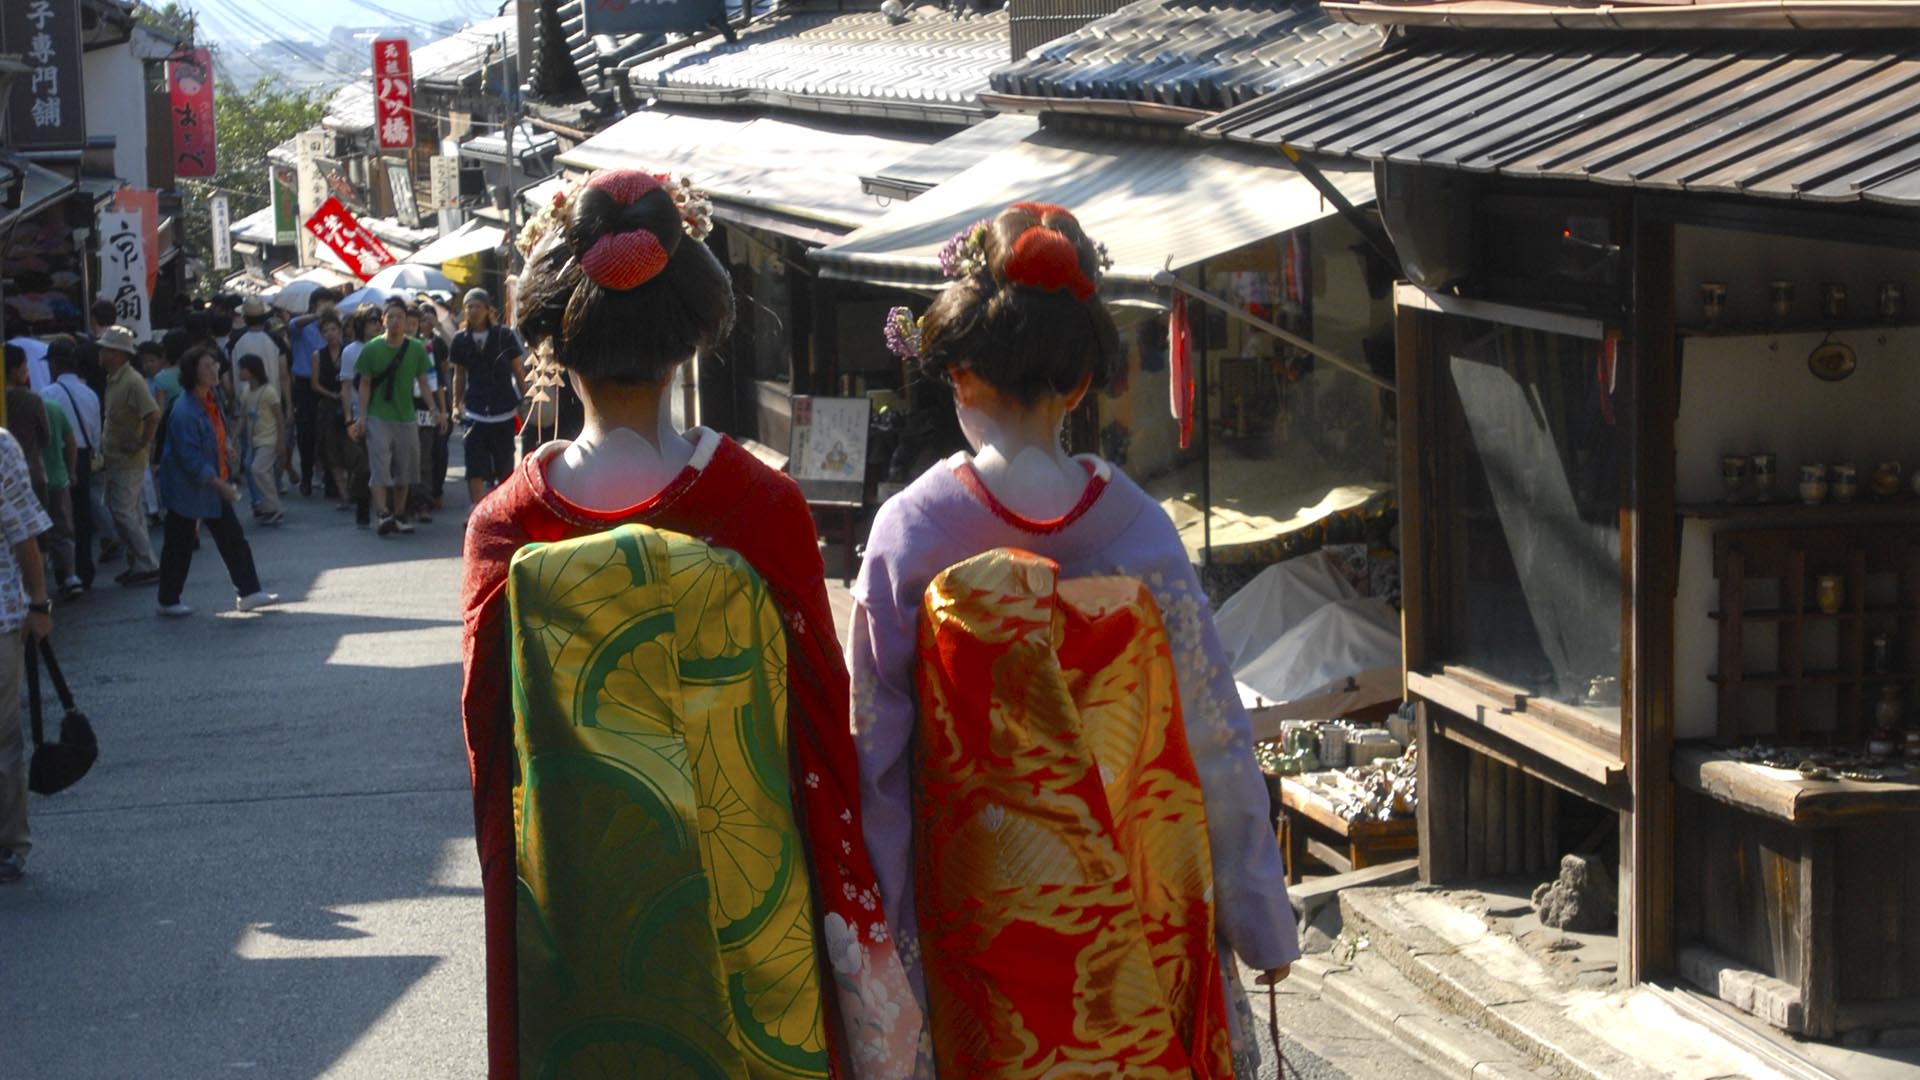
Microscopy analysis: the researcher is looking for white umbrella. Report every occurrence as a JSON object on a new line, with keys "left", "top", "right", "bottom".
{"left": 367, "top": 264, "right": 457, "bottom": 293}
{"left": 270, "top": 279, "right": 326, "bottom": 313}
{"left": 337, "top": 284, "right": 410, "bottom": 313}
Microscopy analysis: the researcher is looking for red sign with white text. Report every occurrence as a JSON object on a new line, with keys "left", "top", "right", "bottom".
{"left": 166, "top": 47, "right": 216, "bottom": 178}
{"left": 304, "top": 197, "right": 396, "bottom": 281}
{"left": 372, "top": 38, "right": 414, "bottom": 151}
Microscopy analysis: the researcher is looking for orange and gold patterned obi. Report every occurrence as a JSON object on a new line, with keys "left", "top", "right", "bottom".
{"left": 912, "top": 548, "right": 1231, "bottom": 1080}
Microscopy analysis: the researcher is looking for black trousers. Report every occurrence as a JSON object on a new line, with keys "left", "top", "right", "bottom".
{"left": 158, "top": 503, "right": 260, "bottom": 606}
{"left": 68, "top": 454, "right": 95, "bottom": 587}
{"left": 293, "top": 382, "right": 327, "bottom": 494}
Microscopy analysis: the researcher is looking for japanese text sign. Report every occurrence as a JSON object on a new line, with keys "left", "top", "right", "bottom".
{"left": 166, "top": 48, "right": 217, "bottom": 179}
{"left": 98, "top": 208, "right": 152, "bottom": 339}
{"left": 304, "top": 197, "right": 396, "bottom": 281}
{"left": 211, "top": 194, "right": 232, "bottom": 271}
{"left": 1, "top": 0, "right": 86, "bottom": 150}
{"left": 372, "top": 38, "right": 414, "bottom": 151}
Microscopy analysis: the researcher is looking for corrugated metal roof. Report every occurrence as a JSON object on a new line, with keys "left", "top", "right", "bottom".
{"left": 623, "top": 4, "right": 1008, "bottom": 120}
{"left": 1196, "top": 31, "right": 1920, "bottom": 206}
{"left": 991, "top": 0, "right": 1383, "bottom": 112}
{"left": 862, "top": 113, "right": 1041, "bottom": 198}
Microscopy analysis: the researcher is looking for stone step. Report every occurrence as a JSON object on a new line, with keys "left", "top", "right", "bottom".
{"left": 1305, "top": 945, "right": 1555, "bottom": 1080}
{"left": 1335, "top": 886, "right": 1791, "bottom": 1080}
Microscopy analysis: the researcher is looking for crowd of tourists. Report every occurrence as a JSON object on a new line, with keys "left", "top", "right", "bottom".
{"left": 459, "top": 169, "right": 1298, "bottom": 1080}
{"left": 0, "top": 285, "right": 531, "bottom": 887}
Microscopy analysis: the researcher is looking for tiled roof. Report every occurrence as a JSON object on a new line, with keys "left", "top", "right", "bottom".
{"left": 413, "top": 15, "right": 518, "bottom": 88}
{"left": 551, "top": 0, "right": 667, "bottom": 98}
{"left": 991, "top": 0, "right": 1382, "bottom": 112}
{"left": 624, "top": 3, "right": 1009, "bottom": 121}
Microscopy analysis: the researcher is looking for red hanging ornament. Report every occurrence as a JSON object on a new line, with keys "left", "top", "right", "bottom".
{"left": 1170, "top": 293, "right": 1194, "bottom": 449}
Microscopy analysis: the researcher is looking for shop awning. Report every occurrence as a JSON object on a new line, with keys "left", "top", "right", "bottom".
{"left": 811, "top": 127, "right": 1375, "bottom": 289}
{"left": 1, "top": 162, "right": 78, "bottom": 228}
{"left": 407, "top": 220, "right": 507, "bottom": 266}
{"left": 556, "top": 108, "right": 946, "bottom": 237}
{"left": 860, "top": 114, "right": 1038, "bottom": 201}
{"left": 231, "top": 204, "right": 280, "bottom": 246}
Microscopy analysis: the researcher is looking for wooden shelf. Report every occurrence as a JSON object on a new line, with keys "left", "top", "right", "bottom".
{"left": 1708, "top": 606, "right": 1919, "bottom": 622}
{"left": 1680, "top": 499, "right": 1920, "bottom": 521}
{"left": 1673, "top": 745, "right": 1920, "bottom": 826}
{"left": 1710, "top": 670, "right": 1916, "bottom": 687}
{"left": 1677, "top": 320, "right": 1920, "bottom": 339}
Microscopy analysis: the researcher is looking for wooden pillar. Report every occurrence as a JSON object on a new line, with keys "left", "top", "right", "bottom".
{"left": 1417, "top": 703, "right": 1468, "bottom": 882}
{"left": 1624, "top": 205, "right": 1679, "bottom": 985}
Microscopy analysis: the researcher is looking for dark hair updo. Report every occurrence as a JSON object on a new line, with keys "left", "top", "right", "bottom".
{"left": 515, "top": 170, "right": 735, "bottom": 386}
{"left": 917, "top": 203, "right": 1122, "bottom": 405}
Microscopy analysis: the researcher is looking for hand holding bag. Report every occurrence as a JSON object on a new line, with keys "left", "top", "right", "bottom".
{"left": 27, "top": 639, "right": 97, "bottom": 796}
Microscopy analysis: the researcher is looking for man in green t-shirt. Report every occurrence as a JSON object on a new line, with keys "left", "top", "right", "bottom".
{"left": 349, "top": 298, "right": 445, "bottom": 536}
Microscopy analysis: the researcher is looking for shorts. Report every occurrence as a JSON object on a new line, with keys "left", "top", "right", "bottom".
{"left": 366, "top": 417, "right": 421, "bottom": 488}
{"left": 464, "top": 419, "right": 517, "bottom": 484}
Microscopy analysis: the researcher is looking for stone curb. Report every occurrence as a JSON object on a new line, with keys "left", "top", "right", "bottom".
{"left": 1338, "top": 886, "right": 1669, "bottom": 1080}
{"left": 1305, "top": 950, "right": 1550, "bottom": 1080}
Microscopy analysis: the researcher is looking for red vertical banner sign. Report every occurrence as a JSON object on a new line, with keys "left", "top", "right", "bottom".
{"left": 166, "top": 47, "right": 216, "bottom": 178}
{"left": 372, "top": 38, "right": 414, "bottom": 151}
{"left": 304, "top": 197, "right": 396, "bottom": 281}
{"left": 113, "top": 189, "right": 161, "bottom": 296}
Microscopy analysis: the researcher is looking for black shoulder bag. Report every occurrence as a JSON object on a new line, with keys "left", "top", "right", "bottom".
{"left": 27, "top": 639, "right": 97, "bottom": 795}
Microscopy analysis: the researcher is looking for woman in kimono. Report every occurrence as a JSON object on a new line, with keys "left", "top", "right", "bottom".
{"left": 850, "top": 204, "right": 1300, "bottom": 1079}
{"left": 459, "top": 169, "right": 916, "bottom": 1080}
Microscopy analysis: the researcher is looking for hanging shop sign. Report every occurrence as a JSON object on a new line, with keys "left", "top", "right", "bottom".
{"left": 97, "top": 207, "right": 152, "bottom": 338}
{"left": 1, "top": 0, "right": 86, "bottom": 151}
{"left": 386, "top": 159, "right": 420, "bottom": 230}
{"left": 304, "top": 197, "right": 396, "bottom": 281}
{"left": 166, "top": 47, "right": 217, "bottom": 179}
{"left": 114, "top": 189, "right": 161, "bottom": 297}
{"left": 270, "top": 163, "right": 299, "bottom": 245}
{"left": 428, "top": 155, "right": 459, "bottom": 213}
{"left": 581, "top": 0, "right": 728, "bottom": 37}
{"left": 295, "top": 129, "right": 331, "bottom": 264}
{"left": 373, "top": 38, "right": 414, "bottom": 151}
{"left": 211, "top": 194, "right": 232, "bottom": 271}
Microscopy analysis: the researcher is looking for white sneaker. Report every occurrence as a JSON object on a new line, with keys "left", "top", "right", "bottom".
{"left": 236, "top": 591, "right": 280, "bottom": 613}
{"left": 157, "top": 603, "right": 193, "bottom": 618}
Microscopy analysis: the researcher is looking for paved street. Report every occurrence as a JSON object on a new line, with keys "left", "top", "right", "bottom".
{"left": 0, "top": 474, "right": 1434, "bottom": 1079}
{"left": 2, "top": 495, "right": 485, "bottom": 1079}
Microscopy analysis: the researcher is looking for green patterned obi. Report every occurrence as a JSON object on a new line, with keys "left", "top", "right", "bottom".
{"left": 508, "top": 525, "right": 829, "bottom": 1080}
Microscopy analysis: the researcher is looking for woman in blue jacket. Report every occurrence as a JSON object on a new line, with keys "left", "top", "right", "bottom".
{"left": 156, "top": 345, "right": 277, "bottom": 618}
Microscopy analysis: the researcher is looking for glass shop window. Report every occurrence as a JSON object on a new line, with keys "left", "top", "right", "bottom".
{"left": 729, "top": 225, "right": 795, "bottom": 383}
{"left": 1434, "top": 315, "right": 1626, "bottom": 716}
{"left": 1199, "top": 221, "right": 1396, "bottom": 563}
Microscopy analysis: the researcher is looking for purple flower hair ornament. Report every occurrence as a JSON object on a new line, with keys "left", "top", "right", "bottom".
{"left": 938, "top": 218, "right": 992, "bottom": 280}
{"left": 882, "top": 306, "right": 923, "bottom": 360}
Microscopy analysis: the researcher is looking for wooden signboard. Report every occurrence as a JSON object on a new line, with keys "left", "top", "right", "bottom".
{"left": 789, "top": 395, "right": 869, "bottom": 506}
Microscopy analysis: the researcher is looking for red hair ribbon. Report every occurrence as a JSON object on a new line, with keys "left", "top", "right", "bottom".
{"left": 1004, "top": 226, "right": 1097, "bottom": 301}
{"left": 580, "top": 170, "right": 671, "bottom": 291}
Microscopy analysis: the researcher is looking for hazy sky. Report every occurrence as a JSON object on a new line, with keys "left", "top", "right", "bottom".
{"left": 193, "top": 0, "right": 504, "bottom": 46}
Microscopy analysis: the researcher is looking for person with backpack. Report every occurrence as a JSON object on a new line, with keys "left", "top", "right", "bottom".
{"left": 448, "top": 288, "right": 525, "bottom": 507}
{"left": 348, "top": 297, "right": 444, "bottom": 537}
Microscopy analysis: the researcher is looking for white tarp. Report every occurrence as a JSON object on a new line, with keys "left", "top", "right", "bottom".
{"left": 1214, "top": 551, "right": 1403, "bottom": 727}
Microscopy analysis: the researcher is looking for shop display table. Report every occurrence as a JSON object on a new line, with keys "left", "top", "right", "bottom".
{"left": 1275, "top": 770, "right": 1419, "bottom": 884}
{"left": 1672, "top": 745, "right": 1920, "bottom": 1038}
